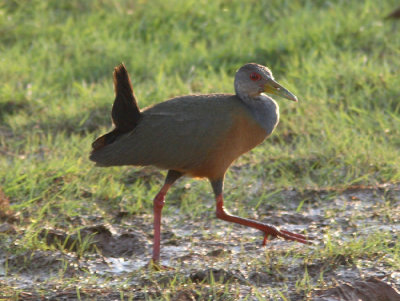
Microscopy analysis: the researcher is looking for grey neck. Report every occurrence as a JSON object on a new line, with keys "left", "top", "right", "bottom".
{"left": 240, "top": 94, "right": 280, "bottom": 135}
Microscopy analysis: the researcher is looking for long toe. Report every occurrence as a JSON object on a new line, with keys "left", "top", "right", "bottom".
{"left": 262, "top": 228, "right": 312, "bottom": 245}
{"left": 278, "top": 229, "right": 311, "bottom": 244}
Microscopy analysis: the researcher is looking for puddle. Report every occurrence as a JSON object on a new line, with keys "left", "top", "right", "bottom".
{"left": 87, "top": 257, "right": 147, "bottom": 276}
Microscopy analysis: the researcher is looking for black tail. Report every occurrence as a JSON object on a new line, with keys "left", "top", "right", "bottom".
{"left": 91, "top": 63, "right": 141, "bottom": 152}
{"left": 112, "top": 64, "right": 141, "bottom": 131}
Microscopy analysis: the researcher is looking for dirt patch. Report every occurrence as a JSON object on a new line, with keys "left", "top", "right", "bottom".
{"left": 40, "top": 224, "right": 149, "bottom": 257}
{"left": 248, "top": 270, "right": 285, "bottom": 284}
{"left": 170, "top": 289, "right": 199, "bottom": 301}
{"left": 313, "top": 277, "right": 400, "bottom": 301}
{"left": 1, "top": 186, "right": 399, "bottom": 299}
{"left": 261, "top": 211, "right": 321, "bottom": 226}
{"left": 5, "top": 250, "right": 80, "bottom": 279}
{"left": 0, "top": 222, "right": 16, "bottom": 234}
{"left": 189, "top": 268, "right": 247, "bottom": 284}
{"left": 12, "top": 288, "right": 135, "bottom": 301}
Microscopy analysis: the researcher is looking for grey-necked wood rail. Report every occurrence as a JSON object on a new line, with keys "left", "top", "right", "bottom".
{"left": 90, "top": 63, "right": 309, "bottom": 264}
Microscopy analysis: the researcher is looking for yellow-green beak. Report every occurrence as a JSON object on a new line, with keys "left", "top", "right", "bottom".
{"left": 263, "top": 79, "right": 298, "bottom": 102}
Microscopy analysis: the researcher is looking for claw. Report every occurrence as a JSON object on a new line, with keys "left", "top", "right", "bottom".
{"left": 262, "top": 228, "right": 312, "bottom": 245}
{"left": 147, "top": 260, "right": 175, "bottom": 271}
{"left": 280, "top": 229, "right": 306, "bottom": 239}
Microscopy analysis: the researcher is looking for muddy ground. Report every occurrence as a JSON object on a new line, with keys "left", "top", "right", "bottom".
{"left": 1, "top": 185, "right": 399, "bottom": 300}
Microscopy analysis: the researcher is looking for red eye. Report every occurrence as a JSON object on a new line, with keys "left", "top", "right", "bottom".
{"left": 250, "top": 72, "right": 261, "bottom": 81}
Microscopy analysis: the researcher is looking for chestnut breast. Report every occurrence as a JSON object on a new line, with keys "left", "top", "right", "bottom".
{"left": 187, "top": 107, "right": 268, "bottom": 179}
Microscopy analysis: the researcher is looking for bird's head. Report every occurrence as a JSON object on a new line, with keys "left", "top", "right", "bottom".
{"left": 234, "top": 63, "right": 298, "bottom": 102}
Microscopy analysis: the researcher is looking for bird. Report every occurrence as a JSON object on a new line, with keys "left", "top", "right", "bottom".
{"left": 90, "top": 63, "right": 309, "bottom": 265}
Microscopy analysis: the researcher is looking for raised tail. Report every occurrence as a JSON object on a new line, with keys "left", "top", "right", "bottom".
{"left": 111, "top": 64, "right": 141, "bottom": 131}
{"left": 91, "top": 63, "right": 141, "bottom": 155}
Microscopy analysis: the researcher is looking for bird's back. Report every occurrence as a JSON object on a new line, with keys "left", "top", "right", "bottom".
{"left": 90, "top": 94, "right": 269, "bottom": 179}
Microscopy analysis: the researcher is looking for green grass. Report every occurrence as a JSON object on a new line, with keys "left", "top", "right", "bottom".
{"left": 1, "top": 0, "right": 400, "bottom": 299}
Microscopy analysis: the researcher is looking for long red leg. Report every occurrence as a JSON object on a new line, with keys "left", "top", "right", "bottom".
{"left": 210, "top": 178, "right": 310, "bottom": 245}
{"left": 152, "top": 170, "right": 182, "bottom": 263}
{"left": 215, "top": 195, "right": 309, "bottom": 244}
{"left": 152, "top": 186, "right": 169, "bottom": 262}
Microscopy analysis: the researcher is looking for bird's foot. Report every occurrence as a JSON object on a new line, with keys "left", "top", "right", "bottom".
{"left": 262, "top": 227, "right": 311, "bottom": 245}
{"left": 147, "top": 259, "right": 175, "bottom": 271}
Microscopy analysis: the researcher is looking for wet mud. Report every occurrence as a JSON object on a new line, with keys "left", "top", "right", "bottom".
{"left": 313, "top": 277, "right": 400, "bottom": 301}
{"left": 1, "top": 185, "right": 399, "bottom": 300}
